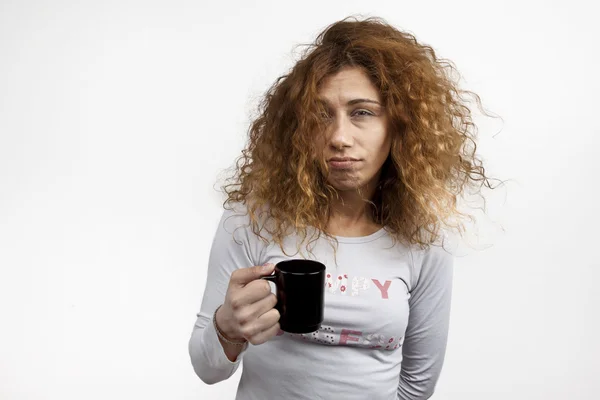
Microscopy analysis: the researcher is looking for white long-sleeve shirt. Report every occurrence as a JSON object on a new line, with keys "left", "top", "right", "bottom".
{"left": 189, "top": 204, "right": 454, "bottom": 399}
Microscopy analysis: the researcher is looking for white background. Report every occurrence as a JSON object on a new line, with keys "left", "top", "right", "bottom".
{"left": 1, "top": 0, "right": 598, "bottom": 399}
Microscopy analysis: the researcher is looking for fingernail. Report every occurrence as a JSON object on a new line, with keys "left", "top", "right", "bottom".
{"left": 262, "top": 263, "right": 274, "bottom": 271}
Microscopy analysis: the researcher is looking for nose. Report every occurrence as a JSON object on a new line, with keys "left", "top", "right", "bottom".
{"left": 328, "top": 116, "right": 353, "bottom": 150}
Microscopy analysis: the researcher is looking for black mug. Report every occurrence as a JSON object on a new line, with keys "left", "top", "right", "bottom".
{"left": 262, "top": 259, "right": 326, "bottom": 334}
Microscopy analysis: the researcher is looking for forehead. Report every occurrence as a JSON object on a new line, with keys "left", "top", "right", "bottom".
{"left": 318, "top": 67, "right": 381, "bottom": 104}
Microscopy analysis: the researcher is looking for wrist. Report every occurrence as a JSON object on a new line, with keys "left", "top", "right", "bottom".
{"left": 215, "top": 305, "right": 246, "bottom": 343}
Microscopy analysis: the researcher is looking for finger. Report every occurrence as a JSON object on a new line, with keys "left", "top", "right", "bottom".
{"left": 256, "top": 307, "right": 280, "bottom": 326}
{"left": 240, "top": 309, "right": 279, "bottom": 340}
{"left": 229, "top": 263, "right": 275, "bottom": 286}
{"left": 247, "top": 320, "right": 281, "bottom": 346}
{"left": 253, "top": 292, "right": 278, "bottom": 316}
{"left": 230, "top": 279, "right": 273, "bottom": 309}
{"left": 240, "top": 308, "right": 280, "bottom": 341}
{"left": 230, "top": 292, "right": 277, "bottom": 329}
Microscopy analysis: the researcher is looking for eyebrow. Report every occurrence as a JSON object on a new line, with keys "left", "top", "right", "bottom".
{"left": 319, "top": 98, "right": 382, "bottom": 107}
{"left": 347, "top": 98, "right": 382, "bottom": 106}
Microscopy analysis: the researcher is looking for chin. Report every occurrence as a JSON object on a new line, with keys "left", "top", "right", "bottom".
{"left": 327, "top": 178, "right": 364, "bottom": 192}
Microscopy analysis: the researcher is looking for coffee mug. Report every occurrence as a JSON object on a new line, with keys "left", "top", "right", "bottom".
{"left": 262, "top": 259, "right": 326, "bottom": 334}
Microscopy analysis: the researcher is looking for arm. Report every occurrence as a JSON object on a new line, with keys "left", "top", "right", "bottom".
{"left": 397, "top": 245, "right": 454, "bottom": 399}
{"left": 188, "top": 207, "right": 259, "bottom": 385}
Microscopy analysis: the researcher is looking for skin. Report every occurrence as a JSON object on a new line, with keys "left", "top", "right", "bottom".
{"left": 215, "top": 263, "right": 279, "bottom": 361}
{"left": 215, "top": 67, "right": 393, "bottom": 360}
{"left": 319, "top": 66, "right": 392, "bottom": 237}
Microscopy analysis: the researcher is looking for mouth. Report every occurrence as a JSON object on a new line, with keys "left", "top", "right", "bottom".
{"left": 327, "top": 157, "right": 361, "bottom": 169}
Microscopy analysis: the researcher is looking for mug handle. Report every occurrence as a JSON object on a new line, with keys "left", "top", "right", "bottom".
{"left": 261, "top": 273, "right": 281, "bottom": 309}
{"left": 261, "top": 273, "right": 277, "bottom": 284}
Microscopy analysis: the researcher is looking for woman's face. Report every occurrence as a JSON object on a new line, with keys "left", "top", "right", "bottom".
{"left": 319, "top": 66, "right": 392, "bottom": 194}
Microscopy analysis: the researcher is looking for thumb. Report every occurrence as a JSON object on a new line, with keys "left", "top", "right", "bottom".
{"left": 231, "top": 262, "right": 275, "bottom": 286}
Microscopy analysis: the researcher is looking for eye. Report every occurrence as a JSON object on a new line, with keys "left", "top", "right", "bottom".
{"left": 320, "top": 111, "right": 332, "bottom": 120}
{"left": 353, "top": 109, "right": 374, "bottom": 117}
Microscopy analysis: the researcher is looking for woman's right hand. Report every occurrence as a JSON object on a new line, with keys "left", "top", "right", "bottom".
{"left": 215, "top": 263, "right": 281, "bottom": 346}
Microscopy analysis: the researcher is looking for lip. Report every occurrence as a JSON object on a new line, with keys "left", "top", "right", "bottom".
{"left": 329, "top": 157, "right": 359, "bottom": 162}
{"left": 327, "top": 158, "right": 361, "bottom": 169}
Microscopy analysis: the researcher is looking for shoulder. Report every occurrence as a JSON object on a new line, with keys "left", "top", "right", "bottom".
{"left": 215, "top": 202, "right": 255, "bottom": 243}
{"left": 219, "top": 202, "right": 250, "bottom": 230}
{"left": 218, "top": 201, "right": 272, "bottom": 237}
{"left": 422, "top": 243, "right": 454, "bottom": 267}
{"left": 212, "top": 201, "right": 273, "bottom": 264}
{"left": 203, "top": 203, "right": 261, "bottom": 277}
{"left": 408, "top": 242, "right": 454, "bottom": 293}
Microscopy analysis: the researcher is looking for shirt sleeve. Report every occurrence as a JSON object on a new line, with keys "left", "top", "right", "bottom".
{"left": 397, "top": 244, "right": 454, "bottom": 399}
{"left": 188, "top": 206, "right": 263, "bottom": 385}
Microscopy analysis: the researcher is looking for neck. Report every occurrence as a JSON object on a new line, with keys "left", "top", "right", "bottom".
{"left": 326, "top": 184, "right": 381, "bottom": 237}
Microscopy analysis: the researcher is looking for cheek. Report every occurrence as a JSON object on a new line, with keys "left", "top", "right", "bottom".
{"left": 370, "top": 135, "right": 392, "bottom": 165}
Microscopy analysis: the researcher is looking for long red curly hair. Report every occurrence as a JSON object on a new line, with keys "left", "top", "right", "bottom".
{"left": 220, "top": 16, "right": 500, "bottom": 254}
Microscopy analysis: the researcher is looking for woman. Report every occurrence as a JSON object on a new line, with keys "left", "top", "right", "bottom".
{"left": 189, "top": 16, "right": 495, "bottom": 399}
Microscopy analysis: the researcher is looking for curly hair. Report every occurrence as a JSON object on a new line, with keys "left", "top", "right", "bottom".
{"left": 220, "top": 15, "right": 500, "bottom": 255}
